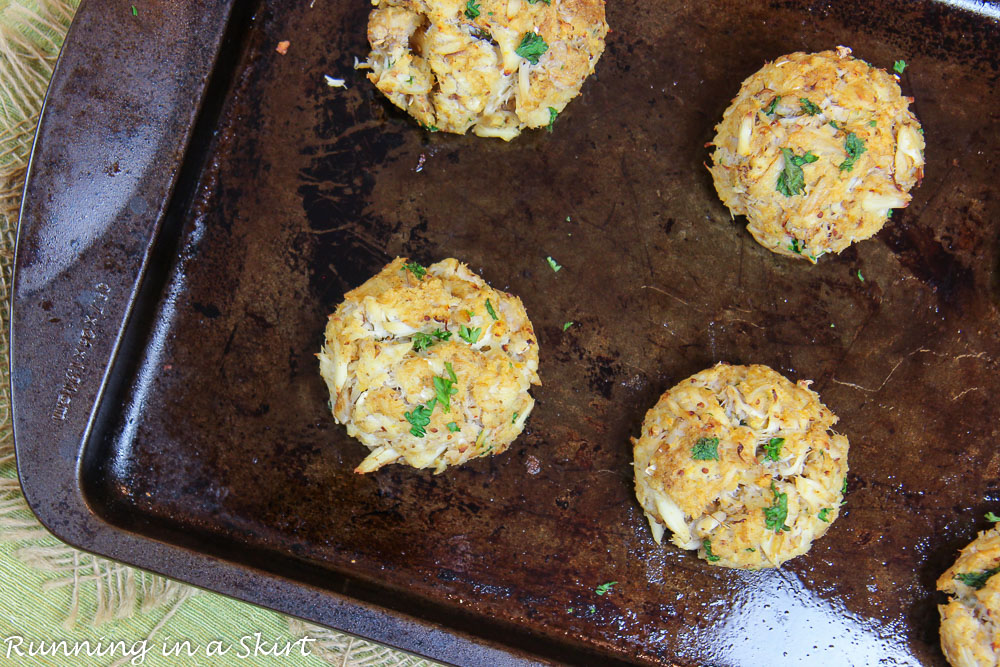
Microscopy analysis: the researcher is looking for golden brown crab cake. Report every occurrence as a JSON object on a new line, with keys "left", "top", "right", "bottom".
{"left": 632, "top": 363, "right": 849, "bottom": 569}
{"left": 364, "top": 0, "right": 608, "bottom": 140}
{"left": 318, "top": 257, "right": 540, "bottom": 473}
{"left": 708, "top": 46, "right": 925, "bottom": 261}
{"left": 937, "top": 525, "right": 1000, "bottom": 667}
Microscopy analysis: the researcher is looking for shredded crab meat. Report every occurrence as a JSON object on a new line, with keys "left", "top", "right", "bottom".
{"left": 632, "top": 363, "right": 849, "bottom": 569}
{"left": 318, "top": 258, "right": 540, "bottom": 473}
{"left": 709, "top": 46, "right": 925, "bottom": 261}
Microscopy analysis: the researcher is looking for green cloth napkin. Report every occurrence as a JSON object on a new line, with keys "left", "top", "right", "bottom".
{"left": 0, "top": 2, "right": 434, "bottom": 665}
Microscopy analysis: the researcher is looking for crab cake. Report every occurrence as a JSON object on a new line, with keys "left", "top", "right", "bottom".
{"left": 364, "top": 0, "right": 607, "bottom": 140}
{"left": 937, "top": 525, "right": 1000, "bottom": 667}
{"left": 709, "top": 46, "right": 925, "bottom": 261}
{"left": 632, "top": 363, "right": 849, "bottom": 569}
{"left": 318, "top": 257, "right": 540, "bottom": 473}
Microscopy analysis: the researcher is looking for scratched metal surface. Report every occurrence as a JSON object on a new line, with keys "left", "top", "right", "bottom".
{"left": 18, "top": 0, "right": 1000, "bottom": 664}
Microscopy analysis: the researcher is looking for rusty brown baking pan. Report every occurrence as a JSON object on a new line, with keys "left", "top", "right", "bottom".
{"left": 11, "top": 0, "right": 1000, "bottom": 664}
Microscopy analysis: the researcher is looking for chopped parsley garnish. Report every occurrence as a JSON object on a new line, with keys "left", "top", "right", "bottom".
{"left": 841, "top": 476, "right": 848, "bottom": 495}
{"left": 515, "top": 32, "right": 548, "bottom": 65}
{"left": 764, "top": 96, "right": 780, "bottom": 116}
{"left": 800, "top": 98, "right": 821, "bottom": 115}
{"left": 512, "top": 411, "right": 519, "bottom": 424}
{"left": 838, "top": 132, "right": 867, "bottom": 172}
{"left": 404, "top": 402, "right": 434, "bottom": 437}
{"left": 595, "top": 581, "right": 617, "bottom": 596}
{"left": 828, "top": 120, "right": 839, "bottom": 130}
{"left": 703, "top": 539, "right": 721, "bottom": 563}
{"left": 588, "top": 605, "right": 596, "bottom": 614}
{"left": 764, "top": 481, "right": 790, "bottom": 533}
{"left": 433, "top": 362, "right": 459, "bottom": 412}
{"left": 692, "top": 437, "right": 720, "bottom": 461}
{"left": 472, "top": 27, "right": 493, "bottom": 41}
{"left": 402, "top": 261, "right": 427, "bottom": 279}
{"left": 485, "top": 299, "right": 498, "bottom": 320}
{"left": 464, "top": 0, "right": 480, "bottom": 18}
{"left": 745, "top": 547, "right": 756, "bottom": 552}
{"left": 458, "top": 325, "right": 482, "bottom": 344}
{"left": 546, "top": 256, "right": 562, "bottom": 272}
{"left": 763, "top": 437, "right": 785, "bottom": 461}
{"left": 563, "top": 321, "right": 574, "bottom": 331}
{"left": 447, "top": 421, "right": 460, "bottom": 433}
{"left": 547, "top": 107, "right": 558, "bottom": 133}
{"left": 131, "top": 4, "right": 137, "bottom": 16}
{"left": 893, "top": 59, "right": 907, "bottom": 74}
{"left": 818, "top": 508, "right": 832, "bottom": 522}
{"left": 956, "top": 567, "right": 1000, "bottom": 590}
{"left": 789, "top": 238, "right": 803, "bottom": 254}
{"left": 987, "top": 512, "right": 1000, "bottom": 523}
{"left": 527, "top": 0, "right": 552, "bottom": 3}
{"left": 412, "top": 328, "right": 452, "bottom": 352}
{"left": 868, "top": 120, "right": 877, "bottom": 127}
{"left": 857, "top": 269, "right": 865, "bottom": 282}
{"left": 776, "top": 148, "right": 818, "bottom": 197}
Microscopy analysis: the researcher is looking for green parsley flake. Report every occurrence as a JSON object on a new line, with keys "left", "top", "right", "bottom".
{"left": 987, "top": 512, "right": 1000, "bottom": 523}
{"left": 512, "top": 411, "right": 519, "bottom": 424}
{"left": 527, "top": 0, "right": 552, "bottom": 3}
{"left": 956, "top": 567, "right": 1000, "bottom": 590}
{"left": 432, "top": 362, "right": 459, "bottom": 412}
{"left": 595, "top": 581, "right": 617, "bottom": 596}
{"left": 745, "top": 547, "right": 756, "bottom": 552}
{"left": 703, "top": 539, "right": 721, "bottom": 563}
{"left": 458, "top": 325, "right": 482, "bottom": 344}
{"left": 764, "top": 96, "right": 780, "bottom": 116}
{"left": 857, "top": 269, "right": 865, "bottom": 282}
{"left": 472, "top": 27, "right": 493, "bottom": 41}
{"left": 402, "top": 261, "right": 427, "bottom": 279}
{"left": 412, "top": 328, "right": 452, "bottom": 352}
{"left": 692, "top": 437, "right": 720, "bottom": 461}
{"left": 547, "top": 107, "right": 558, "bottom": 133}
{"left": 447, "top": 421, "right": 460, "bottom": 433}
{"left": 131, "top": 4, "right": 137, "bottom": 16}
{"left": 404, "top": 402, "right": 435, "bottom": 437}
{"left": 776, "top": 148, "right": 818, "bottom": 197}
{"left": 868, "top": 120, "right": 877, "bottom": 127}
{"left": 485, "top": 299, "right": 498, "bottom": 321}
{"left": 789, "top": 238, "right": 803, "bottom": 255}
{"left": 588, "top": 605, "right": 596, "bottom": 614}
{"left": 800, "top": 98, "right": 821, "bottom": 115}
{"left": 464, "top": 0, "right": 480, "bottom": 18}
{"left": 893, "top": 60, "right": 907, "bottom": 74}
{"left": 763, "top": 437, "right": 785, "bottom": 461}
{"left": 563, "top": 321, "right": 574, "bottom": 331}
{"left": 838, "top": 132, "right": 867, "bottom": 172}
{"left": 818, "top": 507, "right": 832, "bottom": 522}
{"left": 764, "top": 481, "right": 790, "bottom": 533}
{"left": 828, "top": 120, "right": 839, "bottom": 130}
{"left": 546, "top": 256, "right": 562, "bottom": 272}
{"left": 515, "top": 32, "right": 548, "bottom": 65}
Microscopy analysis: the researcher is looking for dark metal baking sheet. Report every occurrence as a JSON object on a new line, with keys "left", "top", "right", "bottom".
{"left": 11, "top": 0, "right": 1000, "bottom": 664}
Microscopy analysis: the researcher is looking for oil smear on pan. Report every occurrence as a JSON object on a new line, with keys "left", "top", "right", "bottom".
{"left": 693, "top": 568, "right": 919, "bottom": 665}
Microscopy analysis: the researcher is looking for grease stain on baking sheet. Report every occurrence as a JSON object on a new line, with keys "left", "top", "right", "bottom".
{"left": 687, "top": 568, "right": 919, "bottom": 665}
